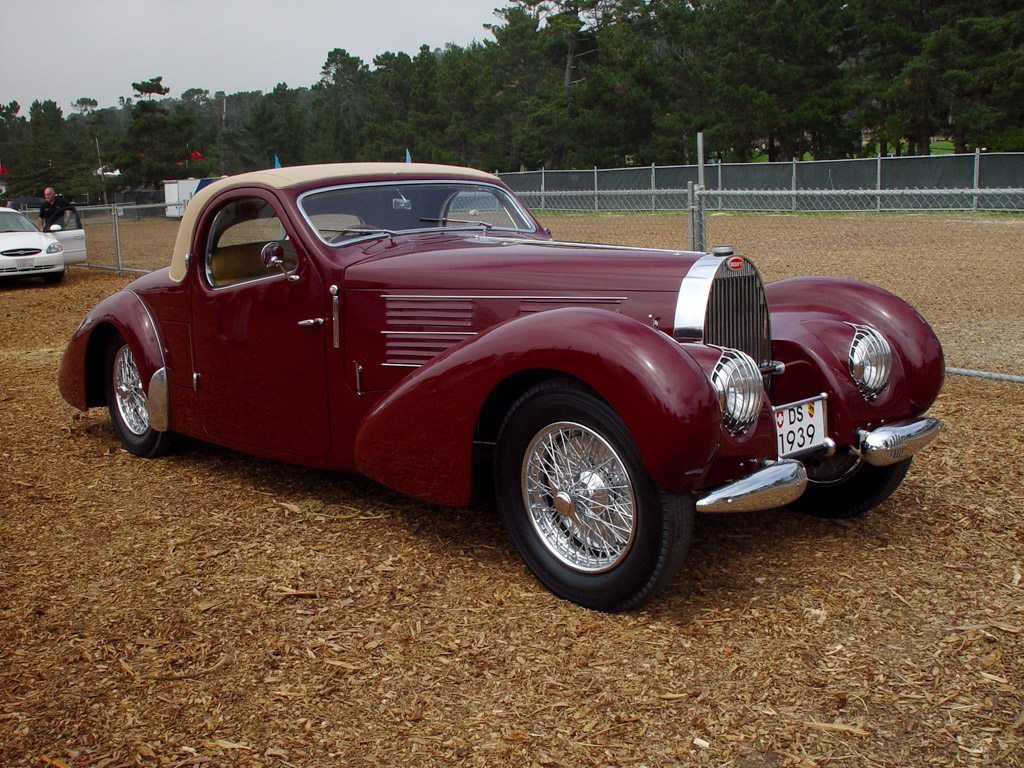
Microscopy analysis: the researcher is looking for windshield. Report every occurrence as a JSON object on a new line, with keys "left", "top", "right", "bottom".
{"left": 0, "top": 210, "right": 40, "bottom": 234}
{"left": 299, "top": 182, "right": 535, "bottom": 244}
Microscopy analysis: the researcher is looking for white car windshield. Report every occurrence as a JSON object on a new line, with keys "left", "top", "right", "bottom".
{"left": 299, "top": 182, "right": 535, "bottom": 244}
{"left": 0, "top": 210, "right": 40, "bottom": 234}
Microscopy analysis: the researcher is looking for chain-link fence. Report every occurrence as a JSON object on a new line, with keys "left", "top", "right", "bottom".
{"left": 500, "top": 151, "right": 1024, "bottom": 209}
{"left": 691, "top": 188, "right": 1024, "bottom": 380}
{"left": 72, "top": 181, "right": 1024, "bottom": 381}
{"left": 78, "top": 203, "right": 182, "bottom": 274}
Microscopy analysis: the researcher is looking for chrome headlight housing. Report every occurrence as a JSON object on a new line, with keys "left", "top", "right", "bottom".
{"left": 711, "top": 349, "right": 764, "bottom": 433}
{"left": 45, "top": 241, "right": 63, "bottom": 255}
{"left": 848, "top": 324, "right": 891, "bottom": 399}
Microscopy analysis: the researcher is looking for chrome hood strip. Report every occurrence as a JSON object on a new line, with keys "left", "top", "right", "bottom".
{"left": 673, "top": 254, "right": 723, "bottom": 341}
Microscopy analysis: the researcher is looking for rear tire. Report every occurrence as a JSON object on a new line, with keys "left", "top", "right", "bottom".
{"left": 104, "top": 335, "right": 174, "bottom": 458}
{"left": 494, "top": 378, "right": 692, "bottom": 611}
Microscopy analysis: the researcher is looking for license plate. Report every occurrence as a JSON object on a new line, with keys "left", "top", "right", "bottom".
{"left": 16, "top": 258, "right": 34, "bottom": 270}
{"left": 774, "top": 395, "right": 827, "bottom": 457}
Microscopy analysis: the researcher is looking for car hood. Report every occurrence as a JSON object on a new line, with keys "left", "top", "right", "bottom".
{"left": 0, "top": 231, "right": 58, "bottom": 252}
{"left": 342, "top": 233, "right": 702, "bottom": 294}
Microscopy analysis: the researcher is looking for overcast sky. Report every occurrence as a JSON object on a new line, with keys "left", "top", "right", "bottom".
{"left": 2, "top": 0, "right": 502, "bottom": 113}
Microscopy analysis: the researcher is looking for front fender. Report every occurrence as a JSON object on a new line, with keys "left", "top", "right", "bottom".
{"left": 355, "top": 307, "right": 720, "bottom": 506}
{"left": 58, "top": 290, "right": 167, "bottom": 412}
{"left": 766, "top": 277, "right": 944, "bottom": 439}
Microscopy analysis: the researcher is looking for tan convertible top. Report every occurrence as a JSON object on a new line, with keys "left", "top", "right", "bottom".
{"left": 167, "top": 162, "right": 499, "bottom": 282}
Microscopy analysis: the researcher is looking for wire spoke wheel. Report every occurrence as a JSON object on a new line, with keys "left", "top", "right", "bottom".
{"left": 522, "top": 421, "right": 636, "bottom": 573}
{"left": 495, "top": 379, "right": 693, "bottom": 612}
{"left": 113, "top": 344, "right": 149, "bottom": 436}
{"left": 103, "top": 334, "right": 174, "bottom": 459}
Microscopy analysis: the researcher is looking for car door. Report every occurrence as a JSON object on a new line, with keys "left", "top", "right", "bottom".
{"left": 49, "top": 209, "right": 87, "bottom": 264}
{"left": 190, "top": 190, "right": 331, "bottom": 459}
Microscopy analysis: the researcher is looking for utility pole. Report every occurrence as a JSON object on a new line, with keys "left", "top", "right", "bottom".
{"left": 95, "top": 138, "right": 109, "bottom": 206}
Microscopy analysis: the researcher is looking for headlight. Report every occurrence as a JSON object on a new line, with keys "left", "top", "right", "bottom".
{"left": 848, "top": 324, "right": 891, "bottom": 399}
{"left": 711, "top": 349, "right": 763, "bottom": 432}
{"left": 46, "top": 241, "right": 63, "bottom": 254}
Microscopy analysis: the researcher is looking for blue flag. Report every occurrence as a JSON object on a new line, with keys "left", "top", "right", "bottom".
{"left": 273, "top": 154, "right": 282, "bottom": 168}
{"left": 405, "top": 148, "right": 412, "bottom": 163}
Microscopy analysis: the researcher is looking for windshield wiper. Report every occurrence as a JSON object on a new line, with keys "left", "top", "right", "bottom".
{"left": 323, "top": 226, "right": 397, "bottom": 243}
{"left": 419, "top": 217, "right": 493, "bottom": 231}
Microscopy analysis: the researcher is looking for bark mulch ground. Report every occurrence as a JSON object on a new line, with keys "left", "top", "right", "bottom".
{"left": 1, "top": 267, "right": 1021, "bottom": 768}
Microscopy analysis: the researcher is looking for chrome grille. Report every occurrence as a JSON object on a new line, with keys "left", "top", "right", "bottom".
{"left": 703, "top": 259, "right": 771, "bottom": 368}
{"left": 2, "top": 247, "right": 42, "bottom": 257}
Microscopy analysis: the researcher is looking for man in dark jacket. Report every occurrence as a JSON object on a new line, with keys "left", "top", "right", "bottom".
{"left": 38, "top": 187, "right": 74, "bottom": 231}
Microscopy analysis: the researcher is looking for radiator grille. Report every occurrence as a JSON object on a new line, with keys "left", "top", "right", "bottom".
{"left": 703, "top": 261, "right": 772, "bottom": 368}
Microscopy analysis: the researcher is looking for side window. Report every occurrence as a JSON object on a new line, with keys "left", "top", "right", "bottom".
{"left": 204, "top": 197, "right": 297, "bottom": 287}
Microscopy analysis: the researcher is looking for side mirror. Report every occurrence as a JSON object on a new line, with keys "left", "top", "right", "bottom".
{"left": 48, "top": 224, "right": 63, "bottom": 232}
{"left": 261, "top": 241, "right": 298, "bottom": 282}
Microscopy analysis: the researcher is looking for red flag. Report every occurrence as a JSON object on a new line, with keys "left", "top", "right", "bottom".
{"left": 190, "top": 149, "right": 204, "bottom": 160}
{"left": 0, "top": 162, "right": 8, "bottom": 176}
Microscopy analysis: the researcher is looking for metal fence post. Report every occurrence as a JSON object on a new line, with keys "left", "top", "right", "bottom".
{"left": 651, "top": 163, "right": 656, "bottom": 211}
{"left": 876, "top": 153, "right": 882, "bottom": 211}
{"left": 111, "top": 204, "right": 123, "bottom": 275}
{"left": 697, "top": 132, "right": 705, "bottom": 189}
{"left": 973, "top": 148, "right": 981, "bottom": 211}
{"left": 594, "top": 167, "right": 599, "bottom": 212}
{"left": 540, "top": 167, "right": 546, "bottom": 211}
{"left": 697, "top": 185, "right": 705, "bottom": 252}
{"left": 687, "top": 182, "right": 695, "bottom": 251}
{"left": 791, "top": 158, "right": 798, "bottom": 211}
{"left": 687, "top": 182, "right": 706, "bottom": 252}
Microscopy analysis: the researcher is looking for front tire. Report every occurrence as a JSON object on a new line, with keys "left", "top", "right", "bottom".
{"left": 494, "top": 379, "right": 693, "bottom": 612}
{"left": 790, "top": 453, "right": 912, "bottom": 519}
{"left": 104, "top": 335, "right": 174, "bottom": 458}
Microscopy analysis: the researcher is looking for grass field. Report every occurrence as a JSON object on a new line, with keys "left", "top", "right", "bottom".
{"left": 3, "top": 219, "right": 1019, "bottom": 767}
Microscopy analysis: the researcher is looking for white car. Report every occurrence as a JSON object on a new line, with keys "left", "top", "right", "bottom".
{"left": 0, "top": 206, "right": 87, "bottom": 283}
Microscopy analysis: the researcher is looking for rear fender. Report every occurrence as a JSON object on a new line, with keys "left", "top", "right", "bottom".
{"left": 355, "top": 307, "right": 720, "bottom": 506}
{"left": 58, "top": 290, "right": 167, "bottom": 414}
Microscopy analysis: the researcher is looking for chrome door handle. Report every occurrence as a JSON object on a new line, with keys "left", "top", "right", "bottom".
{"left": 297, "top": 318, "right": 325, "bottom": 327}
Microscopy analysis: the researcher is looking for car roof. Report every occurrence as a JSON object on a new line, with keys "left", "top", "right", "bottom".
{"left": 168, "top": 162, "right": 499, "bottom": 282}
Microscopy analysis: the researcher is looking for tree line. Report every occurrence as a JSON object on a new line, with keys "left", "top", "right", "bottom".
{"left": 1, "top": 0, "right": 1021, "bottom": 200}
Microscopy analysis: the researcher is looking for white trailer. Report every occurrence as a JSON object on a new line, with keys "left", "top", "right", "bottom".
{"left": 163, "top": 178, "right": 203, "bottom": 218}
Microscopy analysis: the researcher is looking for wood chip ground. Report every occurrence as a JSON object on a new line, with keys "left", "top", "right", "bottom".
{"left": 2, "top": 217, "right": 1022, "bottom": 766}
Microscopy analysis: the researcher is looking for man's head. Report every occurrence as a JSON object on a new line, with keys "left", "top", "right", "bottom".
{"left": 43, "top": 187, "right": 56, "bottom": 202}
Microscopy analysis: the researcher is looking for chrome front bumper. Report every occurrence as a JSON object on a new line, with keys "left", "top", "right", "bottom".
{"left": 696, "top": 460, "right": 807, "bottom": 513}
{"left": 695, "top": 416, "right": 941, "bottom": 513}
{"left": 856, "top": 417, "right": 942, "bottom": 466}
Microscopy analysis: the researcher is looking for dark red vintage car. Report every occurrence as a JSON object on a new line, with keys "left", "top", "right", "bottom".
{"left": 59, "top": 163, "right": 944, "bottom": 611}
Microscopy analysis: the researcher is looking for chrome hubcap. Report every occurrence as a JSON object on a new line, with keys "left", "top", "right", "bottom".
{"left": 113, "top": 345, "right": 149, "bottom": 436}
{"left": 521, "top": 422, "right": 636, "bottom": 573}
